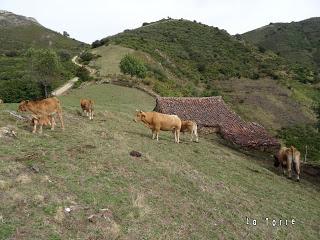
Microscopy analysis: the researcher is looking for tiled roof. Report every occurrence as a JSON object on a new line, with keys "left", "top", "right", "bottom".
{"left": 154, "top": 97, "right": 280, "bottom": 150}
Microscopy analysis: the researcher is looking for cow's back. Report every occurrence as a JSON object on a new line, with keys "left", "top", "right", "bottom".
{"left": 153, "top": 112, "right": 181, "bottom": 130}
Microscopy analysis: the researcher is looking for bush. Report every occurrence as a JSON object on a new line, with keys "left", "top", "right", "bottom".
{"left": 58, "top": 50, "right": 71, "bottom": 61}
{"left": 92, "top": 40, "right": 102, "bottom": 49}
{"left": 120, "top": 54, "right": 147, "bottom": 78}
{"left": 79, "top": 51, "right": 95, "bottom": 62}
{"left": 76, "top": 66, "right": 91, "bottom": 82}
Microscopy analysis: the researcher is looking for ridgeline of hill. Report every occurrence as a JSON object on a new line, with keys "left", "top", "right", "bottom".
{"left": 0, "top": 10, "right": 88, "bottom": 103}
{"left": 242, "top": 17, "right": 320, "bottom": 83}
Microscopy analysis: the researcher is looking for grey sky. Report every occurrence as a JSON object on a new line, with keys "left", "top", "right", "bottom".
{"left": 1, "top": 0, "right": 319, "bottom": 43}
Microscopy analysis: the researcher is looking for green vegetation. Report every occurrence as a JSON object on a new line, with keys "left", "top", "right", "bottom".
{"left": 0, "top": 12, "right": 87, "bottom": 103}
{"left": 0, "top": 84, "right": 319, "bottom": 239}
{"left": 0, "top": 24, "right": 85, "bottom": 55}
{"left": 278, "top": 125, "right": 320, "bottom": 165}
{"left": 99, "top": 19, "right": 290, "bottom": 96}
{"left": 0, "top": 48, "right": 77, "bottom": 102}
{"left": 242, "top": 18, "right": 320, "bottom": 83}
{"left": 120, "top": 54, "right": 147, "bottom": 78}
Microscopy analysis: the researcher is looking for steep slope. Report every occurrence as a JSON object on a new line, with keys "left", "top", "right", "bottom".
{"left": 242, "top": 17, "right": 320, "bottom": 82}
{"left": 106, "top": 19, "right": 289, "bottom": 83}
{"left": 0, "top": 84, "right": 319, "bottom": 239}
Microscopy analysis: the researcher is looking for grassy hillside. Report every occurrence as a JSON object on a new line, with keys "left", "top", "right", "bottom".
{"left": 242, "top": 17, "right": 320, "bottom": 83}
{"left": 91, "top": 19, "right": 318, "bottom": 131}
{"left": 105, "top": 19, "right": 290, "bottom": 84}
{"left": 0, "top": 11, "right": 88, "bottom": 103}
{"left": 0, "top": 84, "right": 320, "bottom": 239}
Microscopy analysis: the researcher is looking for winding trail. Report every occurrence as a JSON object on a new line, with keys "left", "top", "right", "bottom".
{"left": 52, "top": 56, "right": 96, "bottom": 96}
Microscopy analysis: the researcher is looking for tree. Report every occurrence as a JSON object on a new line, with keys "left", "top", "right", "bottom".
{"left": 27, "top": 48, "right": 61, "bottom": 97}
{"left": 63, "top": 31, "right": 70, "bottom": 37}
{"left": 119, "top": 54, "right": 147, "bottom": 78}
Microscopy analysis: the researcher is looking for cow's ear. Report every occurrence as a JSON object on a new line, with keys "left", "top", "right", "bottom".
{"left": 25, "top": 100, "right": 29, "bottom": 103}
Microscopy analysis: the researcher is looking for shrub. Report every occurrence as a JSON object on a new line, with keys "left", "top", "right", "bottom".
{"left": 80, "top": 51, "right": 95, "bottom": 62}
{"left": 92, "top": 40, "right": 102, "bottom": 49}
{"left": 58, "top": 50, "right": 71, "bottom": 61}
{"left": 120, "top": 54, "right": 147, "bottom": 78}
{"left": 76, "top": 66, "right": 91, "bottom": 82}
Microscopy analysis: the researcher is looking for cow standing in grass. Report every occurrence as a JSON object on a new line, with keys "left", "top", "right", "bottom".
{"left": 274, "top": 146, "right": 301, "bottom": 181}
{"left": 134, "top": 110, "right": 182, "bottom": 143}
{"left": 18, "top": 97, "right": 64, "bottom": 130}
{"left": 80, "top": 99, "right": 94, "bottom": 120}
{"left": 180, "top": 120, "right": 199, "bottom": 142}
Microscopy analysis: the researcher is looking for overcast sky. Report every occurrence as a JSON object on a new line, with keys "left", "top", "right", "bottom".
{"left": 1, "top": 0, "right": 319, "bottom": 43}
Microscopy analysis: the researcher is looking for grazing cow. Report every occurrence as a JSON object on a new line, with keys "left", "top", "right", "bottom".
{"left": 180, "top": 120, "right": 199, "bottom": 142}
{"left": 0, "top": 99, "right": 3, "bottom": 104}
{"left": 18, "top": 97, "right": 64, "bottom": 130}
{"left": 31, "top": 114, "right": 56, "bottom": 134}
{"left": 80, "top": 99, "right": 94, "bottom": 120}
{"left": 134, "top": 110, "right": 182, "bottom": 143}
{"left": 274, "top": 146, "right": 301, "bottom": 181}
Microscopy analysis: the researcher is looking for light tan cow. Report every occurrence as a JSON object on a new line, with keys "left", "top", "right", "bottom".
{"left": 180, "top": 120, "right": 199, "bottom": 142}
{"left": 274, "top": 146, "right": 301, "bottom": 181}
{"left": 31, "top": 114, "right": 56, "bottom": 134}
{"left": 18, "top": 97, "right": 64, "bottom": 130}
{"left": 0, "top": 99, "right": 3, "bottom": 104}
{"left": 134, "top": 110, "right": 182, "bottom": 143}
{"left": 80, "top": 99, "right": 94, "bottom": 120}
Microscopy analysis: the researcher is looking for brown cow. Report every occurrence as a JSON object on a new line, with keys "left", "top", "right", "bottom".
{"left": 18, "top": 97, "right": 64, "bottom": 130}
{"left": 31, "top": 114, "right": 56, "bottom": 134}
{"left": 274, "top": 146, "right": 301, "bottom": 181}
{"left": 180, "top": 120, "right": 199, "bottom": 142}
{"left": 134, "top": 110, "right": 182, "bottom": 143}
{"left": 80, "top": 99, "right": 94, "bottom": 120}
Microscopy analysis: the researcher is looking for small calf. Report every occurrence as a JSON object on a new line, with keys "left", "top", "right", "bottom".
{"left": 31, "top": 115, "right": 55, "bottom": 134}
{"left": 180, "top": 120, "right": 199, "bottom": 142}
{"left": 80, "top": 99, "right": 94, "bottom": 120}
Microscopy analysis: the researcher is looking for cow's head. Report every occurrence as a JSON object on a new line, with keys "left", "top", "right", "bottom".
{"left": 134, "top": 110, "right": 146, "bottom": 122}
{"left": 18, "top": 100, "right": 29, "bottom": 112}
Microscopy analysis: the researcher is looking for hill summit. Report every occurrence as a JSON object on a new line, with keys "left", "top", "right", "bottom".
{"left": 242, "top": 17, "right": 320, "bottom": 81}
{"left": 0, "top": 10, "right": 40, "bottom": 27}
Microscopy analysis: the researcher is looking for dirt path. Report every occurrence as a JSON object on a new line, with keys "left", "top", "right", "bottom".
{"left": 52, "top": 56, "right": 96, "bottom": 96}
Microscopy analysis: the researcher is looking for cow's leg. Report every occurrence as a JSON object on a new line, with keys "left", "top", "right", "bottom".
{"left": 294, "top": 159, "right": 300, "bottom": 182}
{"left": 32, "top": 122, "right": 37, "bottom": 134}
{"left": 39, "top": 124, "right": 43, "bottom": 134}
{"left": 156, "top": 130, "right": 159, "bottom": 141}
{"left": 190, "top": 130, "right": 193, "bottom": 142}
{"left": 51, "top": 116, "right": 56, "bottom": 130}
{"left": 57, "top": 111, "right": 65, "bottom": 130}
{"left": 287, "top": 158, "right": 292, "bottom": 179}
{"left": 194, "top": 128, "right": 199, "bottom": 143}
{"left": 91, "top": 109, "right": 94, "bottom": 120}
{"left": 152, "top": 130, "right": 155, "bottom": 140}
